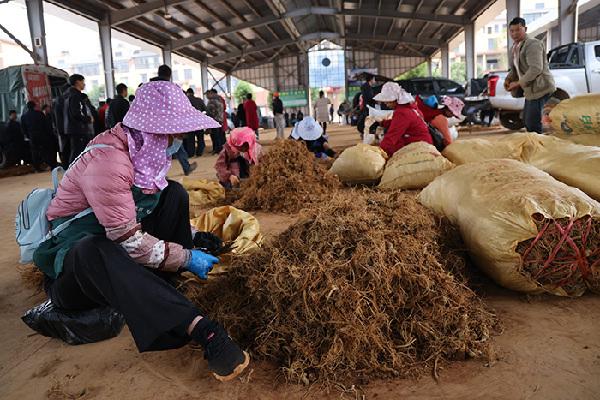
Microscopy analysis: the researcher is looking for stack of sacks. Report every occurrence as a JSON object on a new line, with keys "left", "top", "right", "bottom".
{"left": 329, "top": 144, "right": 388, "bottom": 184}
{"left": 378, "top": 142, "right": 454, "bottom": 190}
{"left": 442, "top": 132, "right": 600, "bottom": 201}
{"left": 549, "top": 94, "right": 600, "bottom": 146}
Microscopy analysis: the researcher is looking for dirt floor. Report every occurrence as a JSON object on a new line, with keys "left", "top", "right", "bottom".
{"left": 1, "top": 124, "right": 599, "bottom": 400}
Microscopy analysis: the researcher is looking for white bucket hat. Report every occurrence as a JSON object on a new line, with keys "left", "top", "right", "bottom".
{"left": 291, "top": 116, "right": 323, "bottom": 140}
{"left": 373, "top": 82, "right": 414, "bottom": 104}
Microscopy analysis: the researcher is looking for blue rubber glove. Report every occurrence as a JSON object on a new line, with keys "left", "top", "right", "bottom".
{"left": 186, "top": 250, "right": 219, "bottom": 280}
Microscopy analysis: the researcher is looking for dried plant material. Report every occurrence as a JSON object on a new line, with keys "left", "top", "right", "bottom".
{"left": 517, "top": 215, "right": 600, "bottom": 296}
{"left": 18, "top": 264, "right": 44, "bottom": 293}
{"left": 184, "top": 189, "right": 498, "bottom": 385}
{"left": 234, "top": 140, "right": 340, "bottom": 213}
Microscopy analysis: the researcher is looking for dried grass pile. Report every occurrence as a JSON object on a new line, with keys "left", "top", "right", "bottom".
{"left": 234, "top": 139, "right": 339, "bottom": 213}
{"left": 185, "top": 189, "right": 498, "bottom": 385}
{"left": 18, "top": 264, "right": 45, "bottom": 293}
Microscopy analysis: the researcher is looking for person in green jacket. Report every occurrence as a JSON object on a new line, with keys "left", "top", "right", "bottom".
{"left": 504, "top": 17, "right": 556, "bottom": 134}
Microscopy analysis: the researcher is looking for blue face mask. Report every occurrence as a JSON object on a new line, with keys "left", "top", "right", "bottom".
{"left": 166, "top": 138, "right": 183, "bottom": 157}
{"left": 423, "top": 95, "right": 439, "bottom": 109}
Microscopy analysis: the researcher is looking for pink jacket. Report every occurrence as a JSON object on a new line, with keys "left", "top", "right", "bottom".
{"left": 47, "top": 124, "right": 188, "bottom": 271}
{"left": 214, "top": 142, "right": 262, "bottom": 184}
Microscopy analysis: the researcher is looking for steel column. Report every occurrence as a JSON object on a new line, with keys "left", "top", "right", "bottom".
{"left": 273, "top": 58, "right": 281, "bottom": 92}
{"left": 464, "top": 23, "right": 476, "bottom": 81}
{"left": 226, "top": 74, "right": 234, "bottom": 112}
{"left": 25, "top": 0, "right": 48, "bottom": 65}
{"left": 506, "top": 0, "right": 520, "bottom": 63}
{"left": 162, "top": 45, "right": 172, "bottom": 68}
{"left": 200, "top": 61, "right": 209, "bottom": 94}
{"left": 558, "top": 0, "right": 578, "bottom": 45}
{"left": 441, "top": 43, "right": 450, "bottom": 78}
{"left": 427, "top": 57, "right": 433, "bottom": 77}
{"left": 99, "top": 18, "right": 115, "bottom": 99}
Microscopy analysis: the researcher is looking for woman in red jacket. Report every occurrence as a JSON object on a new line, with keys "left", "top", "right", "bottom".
{"left": 373, "top": 82, "right": 431, "bottom": 157}
{"left": 243, "top": 93, "right": 259, "bottom": 139}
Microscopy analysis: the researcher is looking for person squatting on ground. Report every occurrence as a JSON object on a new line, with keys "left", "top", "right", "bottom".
{"left": 373, "top": 82, "right": 431, "bottom": 157}
{"left": 31, "top": 81, "right": 250, "bottom": 382}
{"left": 215, "top": 127, "right": 262, "bottom": 189}
{"left": 291, "top": 116, "right": 336, "bottom": 159}
{"left": 416, "top": 95, "right": 464, "bottom": 146}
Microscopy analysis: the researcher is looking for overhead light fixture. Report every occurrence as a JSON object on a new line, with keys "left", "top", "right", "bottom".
{"left": 163, "top": 0, "right": 172, "bottom": 19}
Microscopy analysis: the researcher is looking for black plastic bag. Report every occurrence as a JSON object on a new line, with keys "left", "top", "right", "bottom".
{"left": 193, "top": 231, "right": 227, "bottom": 255}
{"left": 22, "top": 299, "right": 125, "bottom": 345}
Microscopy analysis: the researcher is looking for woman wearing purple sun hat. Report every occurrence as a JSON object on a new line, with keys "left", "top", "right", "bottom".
{"left": 32, "top": 81, "right": 250, "bottom": 382}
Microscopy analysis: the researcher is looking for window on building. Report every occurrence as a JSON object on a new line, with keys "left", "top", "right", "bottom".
{"left": 488, "top": 38, "right": 495, "bottom": 50}
{"left": 140, "top": 73, "right": 147, "bottom": 82}
{"left": 114, "top": 60, "right": 129, "bottom": 73}
{"left": 184, "top": 69, "right": 192, "bottom": 80}
{"left": 172, "top": 70, "right": 179, "bottom": 81}
{"left": 487, "top": 26, "right": 492, "bottom": 34}
{"left": 495, "top": 24, "right": 499, "bottom": 33}
{"left": 535, "top": 2, "right": 544, "bottom": 9}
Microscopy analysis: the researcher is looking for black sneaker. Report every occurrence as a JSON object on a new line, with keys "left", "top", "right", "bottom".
{"left": 184, "top": 162, "right": 197, "bottom": 176}
{"left": 192, "top": 319, "right": 250, "bottom": 382}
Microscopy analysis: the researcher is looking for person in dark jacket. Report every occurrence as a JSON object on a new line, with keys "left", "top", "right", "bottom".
{"left": 272, "top": 92, "right": 285, "bottom": 139}
{"left": 357, "top": 73, "right": 376, "bottom": 135}
{"left": 21, "top": 101, "right": 58, "bottom": 171}
{"left": 106, "top": 83, "right": 130, "bottom": 128}
{"left": 1, "top": 110, "right": 28, "bottom": 165}
{"left": 150, "top": 65, "right": 172, "bottom": 82}
{"left": 81, "top": 93, "right": 99, "bottom": 136}
{"left": 63, "top": 74, "right": 93, "bottom": 163}
{"left": 206, "top": 89, "right": 225, "bottom": 154}
{"left": 236, "top": 103, "right": 245, "bottom": 127}
{"left": 186, "top": 88, "right": 207, "bottom": 156}
{"left": 42, "top": 104, "right": 60, "bottom": 166}
{"left": 53, "top": 83, "right": 71, "bottom": 167}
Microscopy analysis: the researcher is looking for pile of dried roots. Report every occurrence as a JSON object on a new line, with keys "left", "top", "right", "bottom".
{"left": 517, "top": 215, "right": 600, "bottom": 296}
{"left": 234, "top": 140, "right": 340, "bottom": 213}
{"left": 184, "top": 189, "right": 498, "bottom": 384}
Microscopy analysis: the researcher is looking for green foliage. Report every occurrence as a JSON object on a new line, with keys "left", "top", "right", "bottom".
{"left": 86, "top": 84, "right": 106, "bottom": 107}
{"left": 451, "top": 62, "right": 466, "bottom": 84}
{"left": 234, "top": 80, "right": 253, "bottom": 104}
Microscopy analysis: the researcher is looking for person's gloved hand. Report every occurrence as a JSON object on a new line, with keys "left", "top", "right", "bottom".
{"left": 186, "top": 250, "right": 219, "bottom": 280}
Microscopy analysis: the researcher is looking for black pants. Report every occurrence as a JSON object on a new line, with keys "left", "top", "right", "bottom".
{"left": 48, "top": 181, "right": 199, "bottom": 352}
{"left": 69, "top": 135, "right": 90, "bottom": 164}
{"left": 195, "top": 131, "right": 205, "bottom": 156}
{"left": 30, "top": 139, "right": 58, "bottom": 170}
{"left": 524, "top": 94, "right": 550, "bottom": 134}
{"left": 320, "top": 121, "right": 327, "bottom": 135}
{"left": 183, "top": 134, "right": 195, "bottom": 158}
{"left": 209, "top": 128, "right": 224, "bottom": 153}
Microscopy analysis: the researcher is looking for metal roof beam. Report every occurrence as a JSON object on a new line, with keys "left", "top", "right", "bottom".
{"left": 343, "top": 8, "right": 468, "bottom": 26}
{"left": 345, "top": 33, "right": 441, "bottom": 47}
{"left": 111, "top": 0, "right": 190, "bottom": 25}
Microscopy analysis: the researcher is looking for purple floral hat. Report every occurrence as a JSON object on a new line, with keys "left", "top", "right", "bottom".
{"left": 123, "top": 80, "right": 221, "bottom": 134}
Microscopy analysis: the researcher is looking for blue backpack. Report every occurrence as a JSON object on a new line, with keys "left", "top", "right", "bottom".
{"left": 15, "top": 144, "right": 111, "bottom": 264}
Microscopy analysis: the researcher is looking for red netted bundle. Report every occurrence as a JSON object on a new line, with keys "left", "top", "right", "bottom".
{"left": 518, "top": 215, "right": 600, "bottom": 296}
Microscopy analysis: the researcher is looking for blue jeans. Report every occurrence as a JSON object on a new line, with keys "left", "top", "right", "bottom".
{"left": 523, "top": 94, "right": 550, "bottom": 134}
{"left": 175, "top": 146, "right": 190, "bottom": 173}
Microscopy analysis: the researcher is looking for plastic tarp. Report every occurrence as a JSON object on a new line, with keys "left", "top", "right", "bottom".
{"left": 0, "top": 66, "right": 26, "bottom": 122}
{"left": 328, "top": 144, "right": 388, "bottom": 184}
{"left": 418, "top": 159, "right": 600, "bottom": 296}
{"left": 378, "top": 142, "right": 454, "bottom": 190}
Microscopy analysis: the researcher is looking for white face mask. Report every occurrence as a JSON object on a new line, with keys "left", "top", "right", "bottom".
{"left": 165, "top": 138, "right": 183, "bottom": 157}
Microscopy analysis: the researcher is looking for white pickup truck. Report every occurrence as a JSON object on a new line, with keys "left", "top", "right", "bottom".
{"left": 488, "top": 41, "right": 600, "bottom": 130}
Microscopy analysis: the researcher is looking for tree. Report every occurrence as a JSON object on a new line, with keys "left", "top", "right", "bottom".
{"left": 396, "top": 62, "right": 429, "bottom": 80}
{"left": 87, "top": 84, "right": 106, "bottom": 107}
{"left": 234, "top": 80, "right": 253, "bottom": 104}
{"left": 451, "top": 62, "right": 466, "bottom": 84}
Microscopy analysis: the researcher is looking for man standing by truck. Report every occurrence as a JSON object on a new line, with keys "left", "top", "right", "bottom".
{"left": 504, "top": 17, "right": 555, "bottom": 134}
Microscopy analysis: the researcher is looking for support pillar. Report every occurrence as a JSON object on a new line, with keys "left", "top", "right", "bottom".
{"left": 441, "top": 43, "right": 450, "bottom": 78}
{"left": 427, "top": 57, "right": 433, "bottom": 77}
{"left": 558, "top": 0, "right": 578, "bottom": 45}
{"left": 99, "top": 18, "right": 115, "bottom": 99}
{"left": 25, "top": 0, "right": 48, "bottom": 65}
{"left": 162, "top": 45, "right": 172, "bottom": 68}
{"left": 464, "top": 23, "right": 476, "bottom": 81}
{"left": 226, "top": 74, "right": 234, "bottom": 112}
{"left": 304, "top": 52, "right": 311, "bottom": 116}
{"left": 273, "top": 58, "right": 281, "bottom": 92}
{"left": 506, "top": 0, "right": 520, "bottom": 63}
{"left": 200, "top": 61, "right": 208, "bottom": 95}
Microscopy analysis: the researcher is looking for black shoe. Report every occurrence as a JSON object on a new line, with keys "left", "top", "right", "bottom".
{"left": 191, "top": 319, "right": 250, "bottom": 381}
{"left": 184, "top": 162, "right": 197, "bottom": 176}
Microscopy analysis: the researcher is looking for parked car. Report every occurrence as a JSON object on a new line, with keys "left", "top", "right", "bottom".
{"left": 487, "top": 40, "right": 600, "bottom": 130}
{"left": 398, "top": 77, "right": 466, "bottom": 101}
